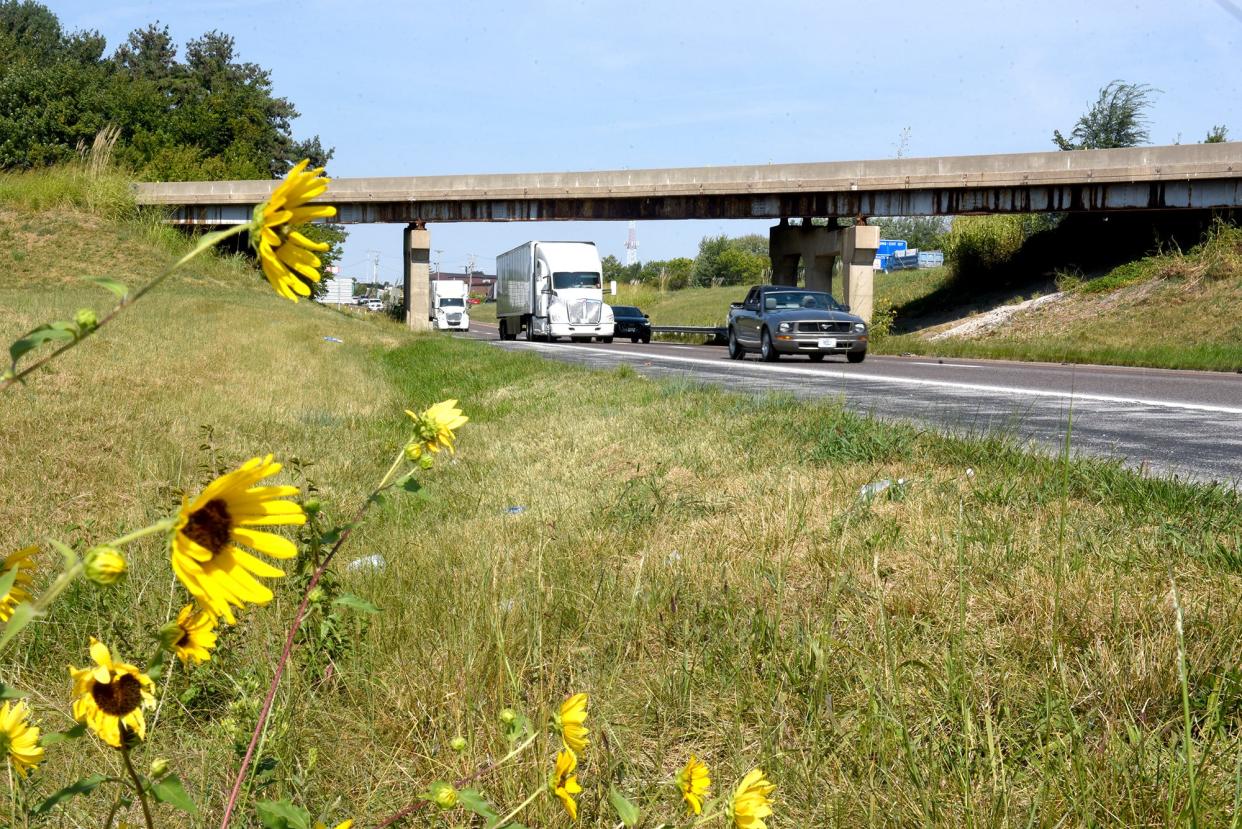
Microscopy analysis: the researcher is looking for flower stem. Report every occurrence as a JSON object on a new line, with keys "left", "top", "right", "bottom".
{"left": 376, "top": 448, "right": 407, "bottom": 491}
{"left": 493, "top": 787, "right": 544, "bottom": 829}
{"left": 108, "top": 519, "right": 176, "bottom": 549}
{"left": 1, "top": 223, "right": 250, "bottom": 393}
{"left": 692, "top": 809, "right": 724, "bottom": 827}
{"left": 218, "top": 467, "right": 399, "bottom": 828}
{"left": 120, "top": 744, "right": 155, "bottom": 829}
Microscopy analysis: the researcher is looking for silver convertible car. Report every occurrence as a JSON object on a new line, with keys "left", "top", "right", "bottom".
{"left": 727, "top": 285, "right": 868, "bottom": 362}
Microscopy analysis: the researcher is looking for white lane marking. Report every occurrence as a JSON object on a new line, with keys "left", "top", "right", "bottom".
{"left": 907, "top": 361, "right": 986, "bottom": 369}
{"left": 500, "top": 341, "right": 1242, "bottom": 416}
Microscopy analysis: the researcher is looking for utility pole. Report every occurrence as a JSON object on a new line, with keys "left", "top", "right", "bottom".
{"left": 365, "top": 250, "right": 381, "bottom": 297}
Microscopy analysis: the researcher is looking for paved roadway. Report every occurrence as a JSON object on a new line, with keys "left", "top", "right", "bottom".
{"left": 460, "top": 322, "right": 1242, "bottom": 485}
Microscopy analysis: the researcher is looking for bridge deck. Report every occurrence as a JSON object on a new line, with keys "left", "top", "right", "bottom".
{"left": 135, "top": 143, "right": 1242, "bottom": 224}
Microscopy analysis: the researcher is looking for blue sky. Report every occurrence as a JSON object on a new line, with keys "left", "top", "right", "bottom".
{"left": 52, "top": 0, "right": 1242, "bottom": 282}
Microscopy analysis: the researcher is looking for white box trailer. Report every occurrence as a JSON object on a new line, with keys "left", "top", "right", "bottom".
{"left": 429, "top": 279, "right": 470, "bottom": 330}
{"left": 495, "top": 241, "right": 614, "bottom": 342}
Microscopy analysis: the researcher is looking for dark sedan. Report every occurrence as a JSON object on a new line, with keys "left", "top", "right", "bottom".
{"left": 610, "top": 305, "right": 651, "bottom": 343}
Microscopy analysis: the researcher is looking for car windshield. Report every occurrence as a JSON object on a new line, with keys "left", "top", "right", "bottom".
{"left": 612, "top": 306, "right": 642, "bottom": 316}
{"left": 764, "top": 291, "right": 843, "bottom": 311}
{"left": 553, "top": 271, "right": 601, "bottom": 290}
{"left": 439, "top": 298, "right": 464, "bottom": 307}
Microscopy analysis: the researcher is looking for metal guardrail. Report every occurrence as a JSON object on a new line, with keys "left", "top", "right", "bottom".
{"left": 651, "top": 325, "right": 728, "bottom": 345}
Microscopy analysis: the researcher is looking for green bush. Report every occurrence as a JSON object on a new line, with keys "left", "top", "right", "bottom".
{"left": 943, "top": 215, "right": 1026, "bottom": 287}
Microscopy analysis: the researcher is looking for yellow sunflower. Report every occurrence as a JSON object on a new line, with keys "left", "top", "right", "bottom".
{"left": 69, "top": 638, "right": 156, "bottom": 748}
{"left": 0, "top": 545, "right": 36, "bottom": 622}
{"left": 313, "top": 821, "right": 353, "bottom": 829}
{"left": 556, "top": 692, "right": 589, "bottom": 755}
{"left": 171, "top": 454, "right": 304, "bottom": 624}
{"left": 170, "top": 603, "right": 218, "bottom": 665}
{"left": 726, "top": 768, "right": 776, "bottom": 829}
{"left": 676, "top": 755, "right": 711, "bottom": 815}
{"left": 0, "top": 699, "right": 43, "bottom": 777}
{"left": 403, "top": 399, "right": 469, "bottom": 461}
{"left": 548, "top": 749, "right": 582, "bottom": 821}
{"left": 250, "top": 159, "right": 336, "bottom": 301}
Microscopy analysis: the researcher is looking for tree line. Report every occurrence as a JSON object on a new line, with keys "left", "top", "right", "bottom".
{"left": 0, "top": 1, "right": 329, "bottom": 179}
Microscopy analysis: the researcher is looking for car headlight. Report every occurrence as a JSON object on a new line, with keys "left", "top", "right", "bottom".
{"left": 853, "top": 322, "right": 866, "bottom": 333}
{"left": 548, "top": 301, "right": 568, "bottom": 323}
{"left": 778, "top": 321, "right": 792, "bottom": 333}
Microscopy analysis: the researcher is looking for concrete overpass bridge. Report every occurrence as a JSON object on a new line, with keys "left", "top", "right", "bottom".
{"left": 134, "top": 143, "right": 1242, "bottom": 328}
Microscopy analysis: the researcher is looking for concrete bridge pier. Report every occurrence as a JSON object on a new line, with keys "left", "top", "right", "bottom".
{"left": 768, "top": 221, "right": 879, "bottom": 321}
{"left": 403, "top": 222, "right": 431, "bottom": 331}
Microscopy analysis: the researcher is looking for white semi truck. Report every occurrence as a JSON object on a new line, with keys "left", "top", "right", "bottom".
{"left": 429, "top": 279, "right": 470, "bottom": 331}
{"left": 495, "top": 241, "right": 614, "bottom": 342}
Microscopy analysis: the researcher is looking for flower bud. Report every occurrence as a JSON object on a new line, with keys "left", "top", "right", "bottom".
{"left": 498, "top": 707, "right": 517, "bottom": 725}
{"left": 419, "top": 455, "right": 435, "bottom": 470}
{"left": 307, "top": 586, "right": 326, "bottom": 604}
{"left": 149, "top": 758, "right": 170, "bottom": 778}
{"left": 429, "top": 781, "right": 458, "bottom": 810}
{"left": 303, "top": 498, "right": 321, "bottom": 515}
{"left": 84, "top": 546, "right": 126, "bottom": 585}
{"left": 74, "top": 308, "right": 98, "bottom": 332}
{"left": 449, "top": 736, "right": 467, "bottom": 752}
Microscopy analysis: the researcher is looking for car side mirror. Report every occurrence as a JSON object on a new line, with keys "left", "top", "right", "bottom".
{"left": 843, "top": 304, "right": 851, "bottom": 312}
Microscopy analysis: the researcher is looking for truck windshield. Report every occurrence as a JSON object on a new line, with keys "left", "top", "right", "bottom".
{"left": 439, "top": 298, "right": 465, "bottom": 307}
{"left": 552, "top": 272, "right": 601, "bottom": 290}
{"left": 764, "top": 291, "right": 844, "bottom": 311}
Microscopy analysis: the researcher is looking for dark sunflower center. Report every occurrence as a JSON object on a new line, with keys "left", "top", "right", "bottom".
{"left": 182, "top": 498, "right": 233, "bottom": 556}
{"left": 91, "top": 673, "right": 143, "bottom": 717}
{"left": 176, "top": 630, "right": 191, "bottom": 648}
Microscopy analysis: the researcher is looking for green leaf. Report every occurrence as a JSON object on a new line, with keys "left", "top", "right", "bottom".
{"left": 46, "top": 537, "right": 80, "bottom": 570}
{"left": 458, "top": 788, "right": 500, "bottom": 823}
{"left": 0, "top": 682, "right": 26, "bottom": 700}
{"left": 318, "top": 522, "right": 358, "bottom": 546}
{"left": 0, "top": 603, "right": 39, "bottom": 652}
{"left": 332, "top": 593, "right": 380, "bottom": 614}
{"left": 9, "top": 323, "right": 76, "bottom": 367}
{"left": 0, "top": 568, "right": 17, "bottom": 605}
{"left": 34, "top": 774, "right": 109, "bottom": 816}
{"left": 255, "top": 799, "right": 311, "bottom": 829}
{"left": 608, "top": 785, "right": 642, "bottom": 827}
{"left": 151, "top": 775, "right": 199, "bottom": 815}
{"left": 85, "top": 276, "right": 130, "bottom": 300}
{"left": 39, "top": 723, "right": 86, "bottom": 746}
{"left": 395, "top": 473, "right": 422, "bottom": 493}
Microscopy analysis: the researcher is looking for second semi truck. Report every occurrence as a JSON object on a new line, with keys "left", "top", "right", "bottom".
{"left": 495, "top": 241, "right": 614, "bottom": 342}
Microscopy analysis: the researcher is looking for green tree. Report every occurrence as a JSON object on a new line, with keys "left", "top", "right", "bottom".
{"left": 1053, "top": 80, "right": 1157, "bottom": 150}
{"left": 1204, "top": 125, "right": 1228, "bottom": 143}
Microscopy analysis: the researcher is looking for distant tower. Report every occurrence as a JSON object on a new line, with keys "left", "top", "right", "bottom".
{"left": 624, "top": 221, "right": 639, "bottom": 266}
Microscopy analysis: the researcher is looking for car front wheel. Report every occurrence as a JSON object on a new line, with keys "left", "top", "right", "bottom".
{"left": 727, "top": 327, "right": 745, "bottom": 360}
{"left": 760, "top": 328, "right": 780, "bottom": 361}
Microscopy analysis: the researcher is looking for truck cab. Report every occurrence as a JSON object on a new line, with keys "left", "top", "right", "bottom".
{"left": 431, "top": 280, "right": 471, "bottom": 331}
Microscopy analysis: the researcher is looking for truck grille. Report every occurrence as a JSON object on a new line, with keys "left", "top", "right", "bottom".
{"left": 447, "top": 313, "right": 462, "bottom": 325}
{"left": 568, "top": 299, "right": 602, "bottom": 325}
{"left": 797, "top": 321, "right": 851, "bottom": 334}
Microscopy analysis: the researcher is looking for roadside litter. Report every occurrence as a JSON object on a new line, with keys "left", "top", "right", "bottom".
{"left": 503, "top": 505, "right": 526, "bottom": 517}
{"left": 858, "top": 478, "right": 909, "bottom": 502}
{"left": 323, "top": 336, "right": 344, "bottom": 343}
{"left": 345, "top": 554, "right": 385, "bottom": 572}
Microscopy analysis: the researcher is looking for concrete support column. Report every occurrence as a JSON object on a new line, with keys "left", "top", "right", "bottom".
{"left": 803, "top": 253, "right": 836, "bottom": 293}
{"left": 768, "top": 220, "right": 801, "bottom": 286}
{"left": 403, "top": 223, "right": 431, "bottom": 331}
{"left": 840, "top": 225, "right": 879, "bottom": 323}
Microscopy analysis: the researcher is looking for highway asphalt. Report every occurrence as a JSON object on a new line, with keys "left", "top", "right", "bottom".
{"left": 460, "top": 322, "right": 1242, "bottom": 485}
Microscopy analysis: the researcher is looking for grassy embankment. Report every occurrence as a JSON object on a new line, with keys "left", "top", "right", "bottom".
{"left": 881, "top": 224, "right": 1242, "bottom": 372}
{"left": 3, "top": 168, "right": 1242, "bottom": 826}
